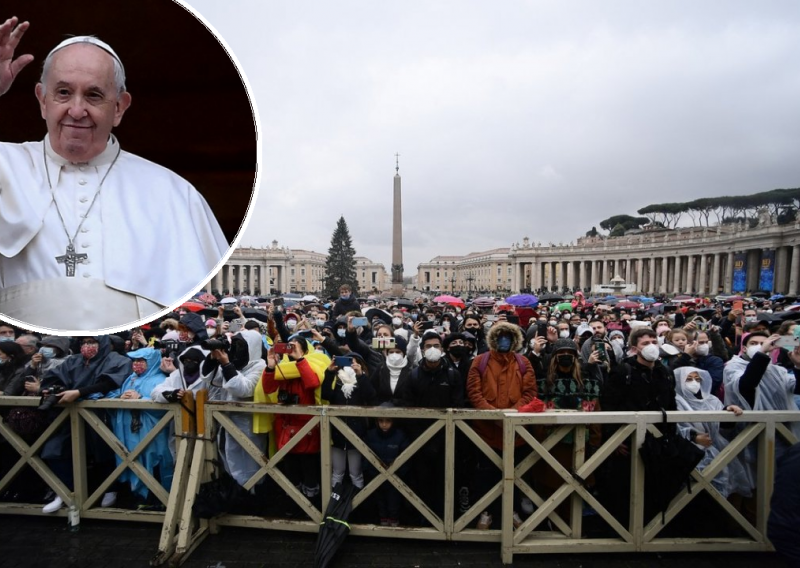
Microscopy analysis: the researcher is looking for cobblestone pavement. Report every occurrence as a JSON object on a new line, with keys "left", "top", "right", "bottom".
{"left": 0, "top": 516, "right": 788, "bottom": 568}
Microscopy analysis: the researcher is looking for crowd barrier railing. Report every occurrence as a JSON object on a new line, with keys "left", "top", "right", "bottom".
{"left": 1, "top": 394, "right": 798, "bottom": 566}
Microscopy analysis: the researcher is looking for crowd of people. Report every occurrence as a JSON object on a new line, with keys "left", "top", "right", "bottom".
{"left": 1, "top": 283, "right": 799, "bottom": 537}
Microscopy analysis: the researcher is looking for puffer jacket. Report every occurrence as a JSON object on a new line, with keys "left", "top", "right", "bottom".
{"left": 467, "top": 322, "right": 537, "bottom": 448}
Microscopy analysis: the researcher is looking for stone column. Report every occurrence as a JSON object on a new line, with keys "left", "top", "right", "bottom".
{"left": 789, "top": 246, "right": 800, "bottom": 295}
{"left": 724, "top": 252, "right": 734, "bottom": 294}
{"left": 660, "top": 257, "right": 668, "bottom": 294}
{"left": 686, "top": 255, "right": 695, "bottom": 294}
{"left": 698, "top": 254, "right": 708, "bottom": 295}
{"left": 710, "top": 253, "right": 721, "bottom": 296}
{"left": 672, "top": 256, "right": 681, "bottom": 294}
{"left": 566, "top": 261, "right": 574, "bottom": 290}
{"left": 625, "top": 259, "right": 633, "bottom": 284}
{"left": 775, "top": 247, "right": 789, "bottom": 294}
{"left": 579, "top": 260, "right": 586, "bottom": 291}
{"left": 637, "top": 257, "right": 645, "bottom": 292}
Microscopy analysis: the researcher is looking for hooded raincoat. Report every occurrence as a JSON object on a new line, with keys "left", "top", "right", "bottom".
{"left": 107, "top": 348, "right": 173, "bottom": 499}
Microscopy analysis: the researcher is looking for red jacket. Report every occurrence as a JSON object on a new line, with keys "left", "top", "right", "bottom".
{"left": 261, "top": 358, "right": 321, "bottom": 454}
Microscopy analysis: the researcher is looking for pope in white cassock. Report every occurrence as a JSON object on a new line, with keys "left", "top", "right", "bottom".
{"left": 0, "top": 17, "right": 229, "bottom": 330}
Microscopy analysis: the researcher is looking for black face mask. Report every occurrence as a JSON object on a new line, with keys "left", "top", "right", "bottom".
{"left": 464, "top": 326, "right": 481, "bottom": 336}
{"left": 556, "top": 354, "right": 574, "bottom": 368}
{"left": 449, "top": 346, "right": 469, "bottom": 359}
{"left": 182, "top": 360, "right": 200, "bottom": 375}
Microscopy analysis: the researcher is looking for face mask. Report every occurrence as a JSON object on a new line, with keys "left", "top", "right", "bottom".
{"left": 427, "top": 316, "right": 435, "bottom": 322}
{"left": 556, "top": 354, "right": 574, "bottom": 367}
{"left": 337, "top": 329, "right": 347, "bottom": 338}
{"left": 443, "top": 321, "right": 450, "bottom": 329}
{"left": 640, "top": 344, "right": 660, "bottom": 362}
{"left": 386, "top": 353, "right": 405, "bottom": 366}
{"left": 745, "top": 316, "right": 757, "bottom": 324}
{"left": 746, "top": 345, "right": 761, "bottom": 359}
{"left": 549, "top": 320, "right": 557, "bottom": 327}
{"left": 497, "top": 336, "right": 512, "bottom": 353}
{"left": 695, "top": 344, "right": 710, "bottom": 357}
{"left": 0, "top": 358, "right": 6, "bottom": 365}
{"left": 559, "top": 330, "right": 570, "bottom": 339}
{"left": 316, "top": 319, "right": 325, "bottom": 328}
{"left": 684, "top": 380, "right": 701, "bottom": 395}
{"left": 39, "top": 347, "right": 56, "bottom": 359}
{"left": 0, "top": 336, "right": 13, "bottom": 342}
{"left": 286, "top": 320, "right": 297, "bottom": 330}
{"left": 449, "top": 346, "right": 469, "bottom": 359}
{"left": 392, "top": 317, "right": 402, "bottom": 327}
{"left": 465, "top": 326, "right": 480, "bottom": 334}
{"left": 132, "top": 361, "right": 148, "bottom": 376}
{"left": 340, "top": 294, "right": 350, "bottom": 300}
{"left": 182, "top": 360, "right": 200, "bottom": 375}
{"left": 424, "top": 347, "right": 443, "bottom": 363}
{"left": 411, "top": 314, "right": 418, "bottom": 321}
{"left": 667, "top": 314, "right": 676, "bottom": 321}
{"left": 657, "top": 335, "right": 666, "bottom": 346}
{"left": 81, "top": 343, "right": 99, "bottom": 360}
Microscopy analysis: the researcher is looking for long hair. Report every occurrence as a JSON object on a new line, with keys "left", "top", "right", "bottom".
{"left": 545, "top": 351, "right": 583, "bottom": 393}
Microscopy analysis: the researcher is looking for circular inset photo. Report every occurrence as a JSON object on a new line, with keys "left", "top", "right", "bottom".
{"left": 0, "top": 0, "right": 258, "bottom": 333}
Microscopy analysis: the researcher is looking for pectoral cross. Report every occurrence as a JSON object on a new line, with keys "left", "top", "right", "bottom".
{"left": 56, "top": 243, "right": 88, "bottom": 277}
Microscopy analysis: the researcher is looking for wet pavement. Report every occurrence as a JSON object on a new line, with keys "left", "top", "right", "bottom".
{"left": 0, "top": 515, "right": 789, "bottom": 568}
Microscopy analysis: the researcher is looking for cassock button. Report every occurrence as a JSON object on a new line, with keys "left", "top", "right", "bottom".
{"left": 80, "top": 228, "right": 89, "bottom": 233}
{"left": 81, "top": 243, "right": 90, "bottom": 248}
{"left": 79, "top": 166, "right": 86, "bottom": 172}
{"left": 83, "top": 273, "right": 91, "bottom": 278}
{"left": 79, "top": 197, "right": 88, "bottom": 203}
{"left": 79, "top": 179, "right": 87, "bottom": 186}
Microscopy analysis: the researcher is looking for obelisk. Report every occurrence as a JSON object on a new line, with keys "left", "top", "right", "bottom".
{"left": 391, "top": 153, "right": 404, "bottom": 296}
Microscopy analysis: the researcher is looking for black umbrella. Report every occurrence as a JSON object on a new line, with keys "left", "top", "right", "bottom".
{"left": 538, "top": 293, "right": 565, "bottom": 302}
{"left": 242, "top": 308, "right": 269, "bottom": 322}
{"left": 314, "top": 482, "right": 357, "bottom": 568}
{"left": 751, "top": 291, "right": 769, "bottom": 298}
{"left": 395, "top": 298, "right": 415, "bottom": 309}
{"left": 365, "top": 308, "right": 392, "bottom": 326}
{"left": 775, "top": 310, "right": 800, "bottom": 322}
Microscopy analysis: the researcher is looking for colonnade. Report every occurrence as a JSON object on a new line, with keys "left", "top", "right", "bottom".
{"left": 209, "top": 262, "right": 289, "bottom": 295}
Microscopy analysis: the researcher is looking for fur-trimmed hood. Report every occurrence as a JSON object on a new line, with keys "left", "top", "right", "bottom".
{"left": 486, "top": 321, "right": 524, "bottom": 352}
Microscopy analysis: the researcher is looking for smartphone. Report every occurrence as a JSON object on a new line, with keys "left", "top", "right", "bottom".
{"left": 537, "top": 322, "right": 548, "bottom": 337}
{"left": 334, "top": 355, "right": 353, "bottom": 367}
{"left": 372, "top": 337, "right": 396, "bottom": 349}
{"left": 434, "top": 326, "right": 445, "bottom": 334}
{"left": 352, "top": 316, "right": 369, "bottom": 327}
{"left": 732, "top": 300, "right": 743, "bottom": 312}
{"left": 593, "top": 338, "right": 607, "bottom": 360}
{"left": 776, "top": 336, "right": 800, "bottom": 350}
{"left": 273, "top": 342, "right": 293, "bottom": 355}
{"left": 486, "top": 315, "right": 498, "bottom": 322}
{"left": 420, "top": 320, "right": 435, "bottom": 331}
{"left": 297, "top": 330, "right": 314, "bottom": 339}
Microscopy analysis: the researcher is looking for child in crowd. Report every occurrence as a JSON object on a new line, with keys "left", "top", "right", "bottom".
{"left": 364, "top": 414, "right": 409, "bottom": 527}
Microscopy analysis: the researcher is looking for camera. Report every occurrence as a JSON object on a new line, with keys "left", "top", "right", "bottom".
{"left": 38, "top": 385, "right": 65, "bottom": 411}
{"left": 202, "top": 336, "right": 232, "bottom": 351}
{"left": 273, "top": 343, "right": 293, "bottom": 355}
{"left": 372, "top": 337, "right": 396, "bottom": 349}
{"left": 277, "top": 389, "right": 300, "bottom": 405}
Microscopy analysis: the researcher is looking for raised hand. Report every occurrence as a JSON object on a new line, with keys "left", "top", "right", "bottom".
{"left": 0, "top": 17, "right": 34, "bottom": 97}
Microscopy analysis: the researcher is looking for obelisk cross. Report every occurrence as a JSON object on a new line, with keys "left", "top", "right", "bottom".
{"left": 56, "top": 243, "right": 88, "bottom": 277}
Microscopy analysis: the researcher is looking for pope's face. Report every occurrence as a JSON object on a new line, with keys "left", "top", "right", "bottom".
{"left": 35, "top": 44, "right": 131, "bottom": 163}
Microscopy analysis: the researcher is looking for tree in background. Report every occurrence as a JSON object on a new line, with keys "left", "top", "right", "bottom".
{"left": 599, "top": 214, "right": 650, "bottom": 236}
{"left": 324, "top": 216, "right": 358, "bottom": 298}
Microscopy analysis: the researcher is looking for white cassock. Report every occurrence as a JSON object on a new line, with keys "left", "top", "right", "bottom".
{"left": 0, "top": 136, "right": 229, "bottom": 330}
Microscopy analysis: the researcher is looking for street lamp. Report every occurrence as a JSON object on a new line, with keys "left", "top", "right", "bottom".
{"left": 450, "top": 274, "right": 456, "bottom": 293}
{"left": 466, "top": 271, "right": 475, "bottom": 298}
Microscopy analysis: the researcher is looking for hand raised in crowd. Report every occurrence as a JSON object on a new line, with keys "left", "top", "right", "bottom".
{"left": 531, "top": 335, "right": 547, "bottom": 355}
{"left": 684, "top": 341, "right": 698, "bottom": 357}
{"left": 221, "top": 321, "right": 230, "bottom": 333}
{"left": 29, "top": 352, "right": 43, "bottom": 368}
{"left": 310, "top": 329, "right": 325, "bottom": 343}
{"left": 760, "top": 334, "right": 781, "bottom": 354}
{"left": 233, "top": 306, "right": 244, "bottom": 318}
{"left": 788, "top": 345, "right": 800, "bottom": 368}
{"left": 412, "top": 321, "right": 423, "bottom": 338}
{"left": 210, "top": 348, "right": 229, "bottom": 365}
{"left": 728, "top": 308, "right": 743, "bottom": 322}
{"left": 351, "top": 359, "right": 363, "bottom": 376}
{"left": 290, "top": 340, "right": 305, "bottom": 361}
{"left": 160, "top": 357, "right": 176, "bottom": 374}
{"left": 684, "top": 321, "right": 697, "bottom": 332}
{"left": 266, "top": 348, "right": 278, "bottom": 370}
{"left": 546, "top": 326, "right": 558, "bottom": 343}
{"left": 24, "top": 377, "right": 40, "bottom": 394}
{"left": 587, "top": 347, "right": 601, "bottom": 366}
{"left": 0, "top": 17, "right": 33, "bottom": 97}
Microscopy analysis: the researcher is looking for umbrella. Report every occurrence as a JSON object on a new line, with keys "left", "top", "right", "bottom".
{"left": 395, "top": 298, "right": 415, "bottom": 309}
{"left": 751, "top": 291, "right": 769, "bottom": 298}
{"left": 365, "top": 308, "right": 392, "bottom": 326}
{"left": 538, "top": 293, "right": 564, "bottom": 302}
{"left": 242, "top": 308, "right": 269, "bottom": 322}
{"left": 555, "top": 302, "right": 573, "bottom": 312}
{"left": 616, "top": 300, "right": 640, "bottom": 309}
{"left": 181, "top": 301, "right": 205, "bottom": 312}
{"left": 314, "top": 482, "right": 357, "bottom": 568}
{"left": 770, "top": 294, "right": 785, "bottom": 301}
{"left": 472, "top": 296, "right": 496, "bottom": 308}
{"left": 434, "top": 295, "right": 465, "bottom": 308}
{"left": 197, "top": 292, "right": 217, "bottom": 304}
{"left": 504, "top": 294, "right": 539, "bottom": 307}
{"left": 302, "top": 294, "right": 320, "bottom": 302}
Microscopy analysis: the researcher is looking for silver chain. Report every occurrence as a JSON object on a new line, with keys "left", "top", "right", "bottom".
{"left": 42, "top": 142, "right": 122, "bottom": 247}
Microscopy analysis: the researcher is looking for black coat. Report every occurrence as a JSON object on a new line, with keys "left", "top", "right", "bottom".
{"left": 400, "top": 359, "right": 464, "bottom": 410}
{"left": 372, "top": 363, "right": 412, "bottom": 406}
{"left": 602, "top": 356, "right": 676, "bottom": 435}
{"left": 322, "top": 369, "right": 376, "bottom": 449}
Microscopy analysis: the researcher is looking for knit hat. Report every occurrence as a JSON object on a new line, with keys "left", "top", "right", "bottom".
{"left": 392, "top": 335, "right": 408, "bottom": 354}
{"left": 552, "top": 338, "right": 578, "bottom": 353}
{"left": 205, "top": 319, "right": 217, "bottom": 328}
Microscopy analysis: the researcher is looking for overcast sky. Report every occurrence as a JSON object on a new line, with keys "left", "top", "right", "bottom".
{"left": 185, "top": 0, "right": 800, "bottom": 274}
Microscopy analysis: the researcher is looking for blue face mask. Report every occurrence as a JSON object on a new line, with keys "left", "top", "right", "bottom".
{"left": 0, "top": 336, "right": 13, "bottom": 342}
{"left": 497, "top": 336, "right": 512, "bottom": 353}
{"left": 340, "top": 294, "right": 350, "bottom": 301}
{"left": 39, "top": 347, "right": 56, "bottom": 359}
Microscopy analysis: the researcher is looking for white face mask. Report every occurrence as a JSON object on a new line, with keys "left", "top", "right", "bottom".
{"left": 657, "top": 335, "right": 666, "bottom": 346}
{"left": 745, "top": 316, "right": 757, "bottom": 323}
{"left": 695, "top": 344, "right": 710, "bottom": 357}
{"left": 286, "top": 320, "right": 297, "bottom": 330}
{"left": 392, "top": 317, "right": 402, "bottom": 327}
{"left": 549, "top": 320, "right": 557, "bottom": 327}
{"left": 640, "top": 344, "right": 660, "bottom": 362}
{"left": 424, "top": 347, "right": 443, "bottom": 363}
{"left": 559, "top": 330, "right": 569, "bottom": 339}
{"left": 684, "top": 380, "right": 701, "bottom": 394}
{"left": 316, "top": 319, "right": 325, "bottom": 327}
{"left": 386, "top": 353, "right": 405, "bottom": 366}
{"left": 337, "top": 328, "right": 346, "bottom": 338}
{"left": 746, "top": 345, "right": 761, "bottom": 359}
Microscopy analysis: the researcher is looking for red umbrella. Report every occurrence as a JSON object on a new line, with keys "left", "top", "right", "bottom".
{"left": 434, "top": 294, "right": 465, "bottom": 308}
{"left": 616, "top": 301, "right": 640, "bottom": 309}
{"left": 181, "top": 301, "right": 205, "bottom": 312}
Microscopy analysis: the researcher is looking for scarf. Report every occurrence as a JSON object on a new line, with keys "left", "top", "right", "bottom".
{"left": 338, "top": 366, "right": 358, "bottom": 399}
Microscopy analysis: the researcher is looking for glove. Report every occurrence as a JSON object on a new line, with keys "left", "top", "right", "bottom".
{"left": 162, "top": 389, "right": 182, "bottom": 403}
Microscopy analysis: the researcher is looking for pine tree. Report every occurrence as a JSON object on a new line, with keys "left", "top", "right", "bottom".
{"left": 324, "top": 216, "right": 358, "bottom": 298}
